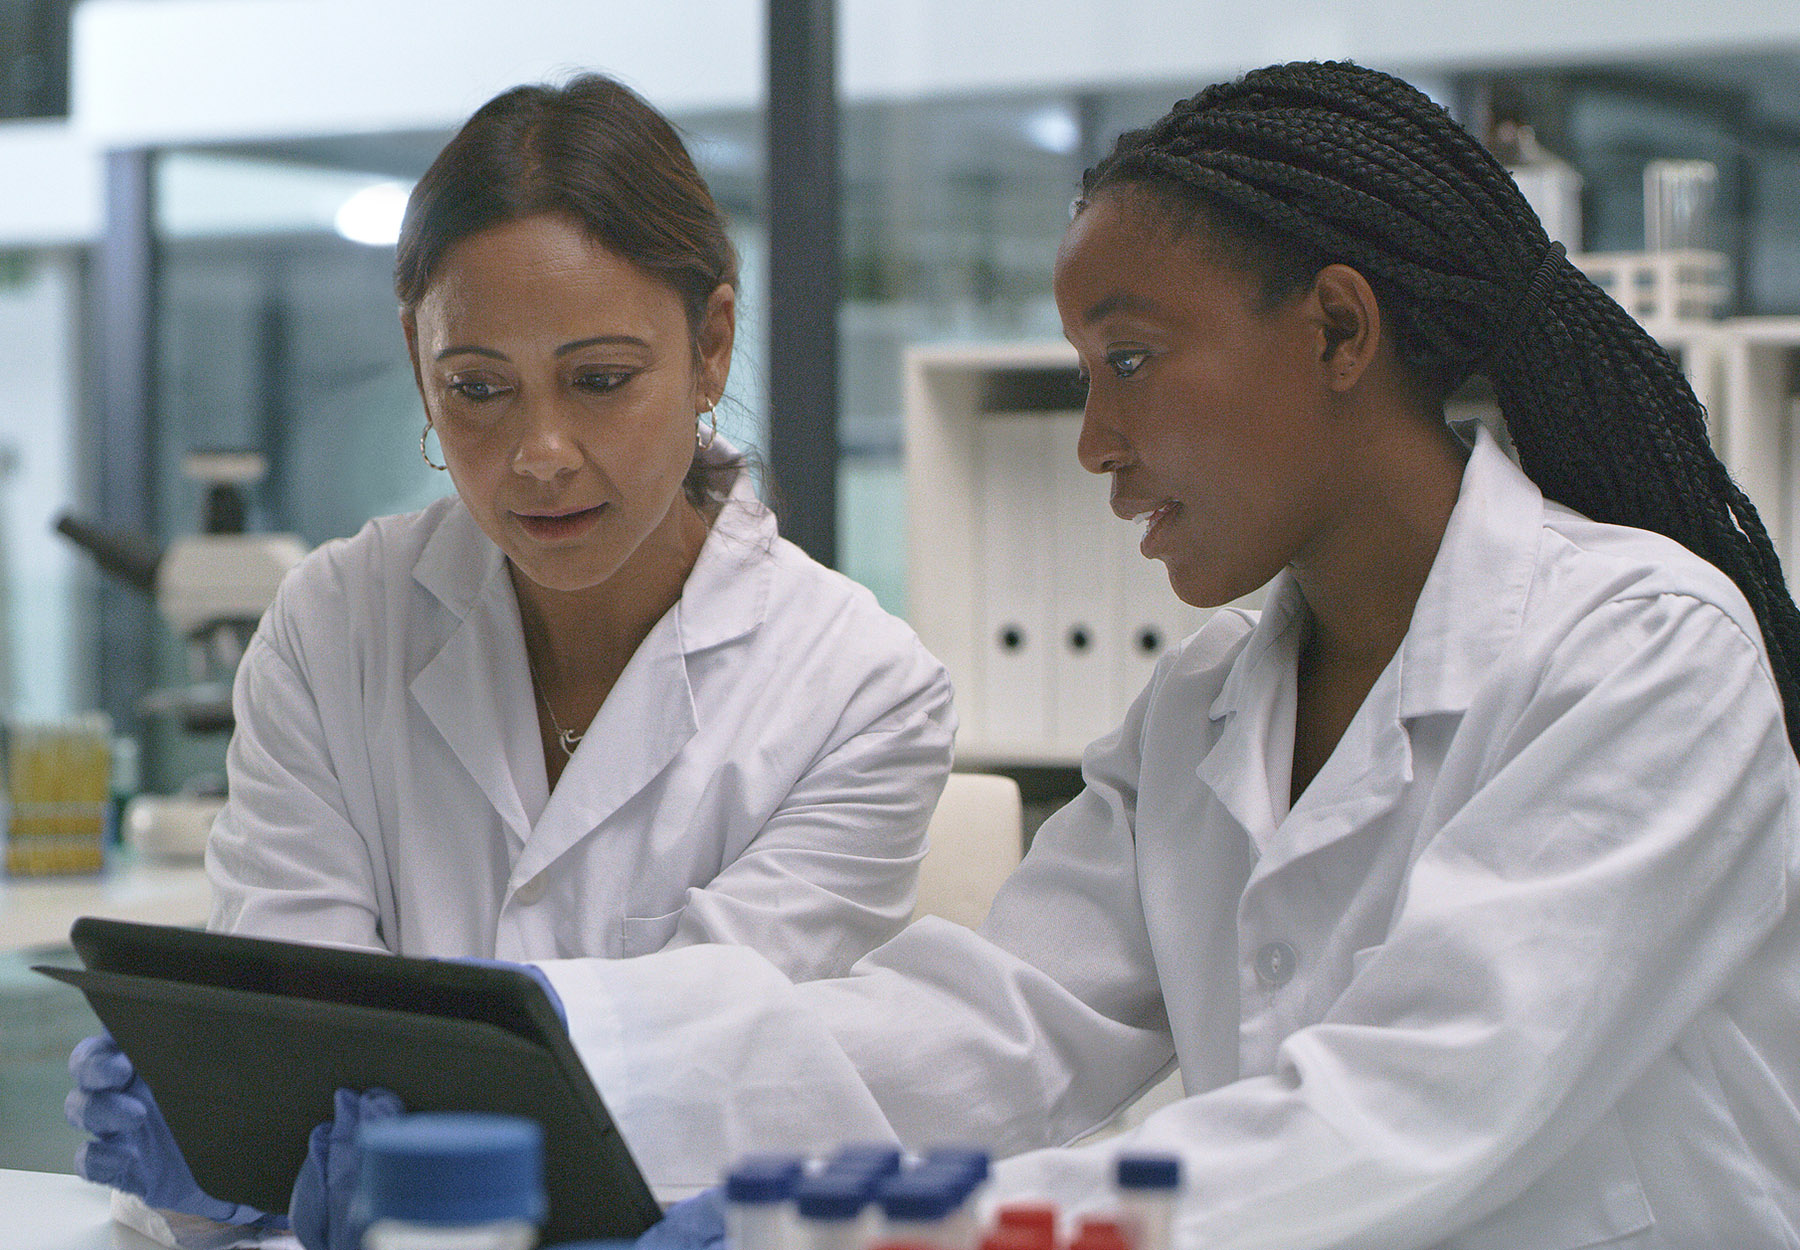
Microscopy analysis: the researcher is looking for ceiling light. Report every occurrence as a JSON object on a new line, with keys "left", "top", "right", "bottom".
{"left": 334, "top": 181, "right": 411, "bottom": 247}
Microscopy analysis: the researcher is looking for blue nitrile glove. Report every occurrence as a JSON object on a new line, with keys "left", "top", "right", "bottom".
{"left": 635, "top": 1187, "right": 727, "bottom": 1250}
{"left": 65, "top": 1031, "right": 277, "bottom": 1226}
{"left": 451, "top": 956, "right": 568, "bottom": 1028}
{"left": 289, "top": 1086, "right": 405, "bottom": 1250}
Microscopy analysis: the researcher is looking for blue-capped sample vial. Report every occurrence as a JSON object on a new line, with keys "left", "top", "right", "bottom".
{"left": 821, "top": 1143, "right": 906, "bottom": 1184}
{"left": 792, "top": 1168, "right": 876, "bottom": 1250}
{"left": 874, "top": 1168, "right": 965, "bottom": 1249}
{"left": 725, "top": 1153, "right": 806, "bottom": 1250}
{"left": 353, "top": 1112, "right": 545, "bottom": 1250}
{"left": 1114, "top": 1153, "right": 1181, "bottom": 1250}
{"left": 908, "top": 1155, "right": 987, "bottom": 1250}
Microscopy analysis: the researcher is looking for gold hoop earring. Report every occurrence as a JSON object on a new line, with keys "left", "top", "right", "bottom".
{"left": 695, "top": 406, "right": 717, "bottom": 452}
{"left": 420, "top": 422, "right": 447, "bottom": 471}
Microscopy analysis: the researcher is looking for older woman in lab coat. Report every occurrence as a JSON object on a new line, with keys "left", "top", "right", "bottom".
{"left": 537, "top": 63, "right": 1800, "bottom": 1250}
{"left": 208, "top": 72, "right": 953, "bottom": 976}
{"left": 68, "top": 74, "right": 952, "bottom": 1230}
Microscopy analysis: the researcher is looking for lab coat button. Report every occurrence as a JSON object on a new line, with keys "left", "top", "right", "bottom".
{"left": 514, "top": 875, "right": 546, "bottom": 905}
{"left": 1254, "top": 940, "right": 1297, "bottom": 987}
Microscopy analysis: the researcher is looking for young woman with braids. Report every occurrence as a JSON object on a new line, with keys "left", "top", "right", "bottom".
{"left": 288, "top": 62, "right": 1800, "bottom": 1250}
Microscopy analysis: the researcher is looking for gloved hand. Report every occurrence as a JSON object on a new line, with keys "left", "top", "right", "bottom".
{"left": 450, "top": 956, "right": 567, "bottom": 1028}
{"left": 289, "top": 1086, "right": 405, "bottom": 1250}
{"left": 65, "top": 1032, "right": 275, "bottom": 1226}
{"left": 636, "top": 1187, "right": 727, "bottom": 1250}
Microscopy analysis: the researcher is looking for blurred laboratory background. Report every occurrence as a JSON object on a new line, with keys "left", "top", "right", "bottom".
{"left": 2, "top": 0, "right": 1800, "bottom": 1172}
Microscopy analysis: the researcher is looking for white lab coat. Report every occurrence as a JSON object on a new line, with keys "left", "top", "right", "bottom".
{"left": 545, "top": 428, "right": 1800, "bottom": 1245}
{"left": 207, "top": 472, "right": 955, "bottom": 983}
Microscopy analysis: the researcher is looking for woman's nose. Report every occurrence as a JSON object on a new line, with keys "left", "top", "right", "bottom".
{"left": 1076, "top": 401, "right": 1130, "bottom": 475}
{"left": 511, "top": 394, "right": 582, "bottom": 479}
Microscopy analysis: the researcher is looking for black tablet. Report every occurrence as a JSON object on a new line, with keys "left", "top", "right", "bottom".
{"left": 37, "top": 917, "right": 663, "bottom": 1245}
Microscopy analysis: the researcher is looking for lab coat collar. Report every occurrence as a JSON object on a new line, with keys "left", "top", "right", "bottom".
{"left": 1205, "top": 424, "right": 1540, "bottom": 727}
{"left": 1392, "top": 423, "right": 1540, "bottom": 720}
{"left": 409, "top": 458, "right": 775, "bottom": 871}
{"left": 1197, "top": 424, "right": 1540, "bottom": 856}
{"left": 1210, "top": 571, "right": 1307, "bottom": 724}
{"left": 410, "top": 515, "right": 538, "bottom": 840}
{"left": 674, "top": 471, "right": 777, "bottom": 656}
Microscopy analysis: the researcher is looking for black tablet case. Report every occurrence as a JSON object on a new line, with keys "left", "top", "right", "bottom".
{"left": 36, "top": 917, "right": 664, "bottom": 1245}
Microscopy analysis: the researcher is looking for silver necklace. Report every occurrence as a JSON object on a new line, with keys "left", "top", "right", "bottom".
{"left": 525, "top": 647, "right": 584, "bottom": 757}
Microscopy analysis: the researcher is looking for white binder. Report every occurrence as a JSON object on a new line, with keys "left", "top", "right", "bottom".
{"left": 1049, "top": 411, "right": 1121, "bottom": 751}
{"left": 977, "top": 415, "right": 1056, "bottom": 753}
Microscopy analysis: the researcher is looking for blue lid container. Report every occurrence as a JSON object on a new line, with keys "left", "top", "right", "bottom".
{"left": 874, "top": 1170, "right": 958, "bottom": 1222}
{"left": 725, "top": 1154, "right": 806, "bottom": 1204}
{"left": 1115, "top": 1152, "right": 1182, "bottom": 1191}
{"left": 922, "top": 1147, "right": 990, "bottom": 1185}
{"left": 823, "top": 1144, "right": 904, "bottom": 1179}
{"left": 793, "top": 1171, "right": 871, "bottom": 1222}
{"left": 355, "top": 1113, "right": 545, "bottom": 1225}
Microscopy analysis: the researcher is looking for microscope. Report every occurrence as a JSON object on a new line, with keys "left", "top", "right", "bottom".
{"left": 55, "top": 450, "right": 307, "bottom": 856}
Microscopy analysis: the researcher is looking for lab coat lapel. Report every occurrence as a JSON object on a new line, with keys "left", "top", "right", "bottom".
{"left": 1254, "top": 685, "right": 1413, "bottom": 878}
{"left": 517, "top": 611, "right": 699, "bottom": 878}
{"left": 512, "top": 494, "right": 775, "bottom": 881}
{"left": 1198, "top": 573, "right": 1307, "bottom": 854}
{"left": 409, "top": 510, "right": 541, "bottom": 841}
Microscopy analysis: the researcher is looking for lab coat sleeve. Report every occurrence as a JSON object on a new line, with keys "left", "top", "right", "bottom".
{"left": 994, "top": 590, "right": 1797, "bottom": 1250}
{"left": 653, "top": 646, "right": 957, "bottom": 981}
{"left": 541, "top": 945, "right": 899, "bottom": 1203}
{"left": 206, "top": 577, "right": 389, "bottom": 950}
{"left": 545, "top": 656, "right": 1177, "bottom": 1193}
{"left": 801, "top": 695, "right": 1180, "bottom": 1156}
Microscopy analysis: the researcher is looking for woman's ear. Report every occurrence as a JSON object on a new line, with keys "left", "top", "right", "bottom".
{"left": 1309, "top": 263, "right": 1383, "bottom": 393}
{"left": 697, "top": 283, "right": 737, "bottom": 404}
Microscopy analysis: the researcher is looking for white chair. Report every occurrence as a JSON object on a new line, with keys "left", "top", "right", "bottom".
{"left": 913, "top": 771, "right": 1024, "bottom": 928}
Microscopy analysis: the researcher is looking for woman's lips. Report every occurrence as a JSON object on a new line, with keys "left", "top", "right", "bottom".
{"left": 515, "top": 503, "right": 606, "bottom": 542}
{"left": 1131, "top": 501, "right": 1180, "bottom": 556}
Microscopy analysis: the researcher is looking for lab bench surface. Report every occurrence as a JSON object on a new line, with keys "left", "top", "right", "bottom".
{"left": 0, "top": 1169, "right": 167, "bottom": 1249}
{"left": 0, "top": 854, "right": 211, "bottom": 953}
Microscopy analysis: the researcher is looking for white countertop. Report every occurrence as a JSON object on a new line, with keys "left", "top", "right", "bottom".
{"left": 0, "top": 1172, "right": 306, "bottom": 1250}
{"left": 0, "top": 1170, "right": 165, "bottom": 1250}
{"left": 0, "top": 854, "right": 211, "bottom": 953}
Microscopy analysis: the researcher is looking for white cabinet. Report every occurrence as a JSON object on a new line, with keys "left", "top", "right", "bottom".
{"left": 904, "top": 341, "right": 1214, "bottom": 767}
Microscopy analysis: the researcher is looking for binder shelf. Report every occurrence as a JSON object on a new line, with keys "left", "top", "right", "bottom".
{"left": 904, "top": 341, "right": 1254, "bottom": 768}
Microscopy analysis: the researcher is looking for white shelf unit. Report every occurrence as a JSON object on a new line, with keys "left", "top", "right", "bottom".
{"left": 904, "top": 341, "right": 1215, "bottom": 768}
{"left": 904, "top": 314, "right": 1800, "bottom": 767}
{"left": 1708, "top": 317, "right": 1800, "bottom": 589}
{"left": 1587, "top": 311, "right": 1800, "bottom": 595}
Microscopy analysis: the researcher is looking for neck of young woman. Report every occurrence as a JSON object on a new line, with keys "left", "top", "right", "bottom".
{"left": 1289, "top": 413, "right": 1469, "bottom": 668}
{"left": 1285, "top": 411, "right": 1467, "bottom": 803}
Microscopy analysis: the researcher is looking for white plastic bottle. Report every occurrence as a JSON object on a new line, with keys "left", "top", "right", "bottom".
{"left": 354, "top": 1113, "right": 545, "bottom": 1250}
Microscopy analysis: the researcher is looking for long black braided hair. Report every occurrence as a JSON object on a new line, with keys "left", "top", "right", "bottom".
{"left": 1082, "top": 59, "right": 1800, "bottom": 754}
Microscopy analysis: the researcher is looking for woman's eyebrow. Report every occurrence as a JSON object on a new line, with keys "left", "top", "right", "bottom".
{"left": 1082, "top": 292, "right": 1161, "bottom": 325}
{"left": 556, "top": 334, "right": 651, "bottom": 357}
{"left": 434, "top": 344, "right": 508, "bottom": 362}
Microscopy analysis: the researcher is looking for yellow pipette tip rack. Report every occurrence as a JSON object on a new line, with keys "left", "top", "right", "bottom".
{"left": 5, "top": 716, "right": 112, "bottom": 877}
